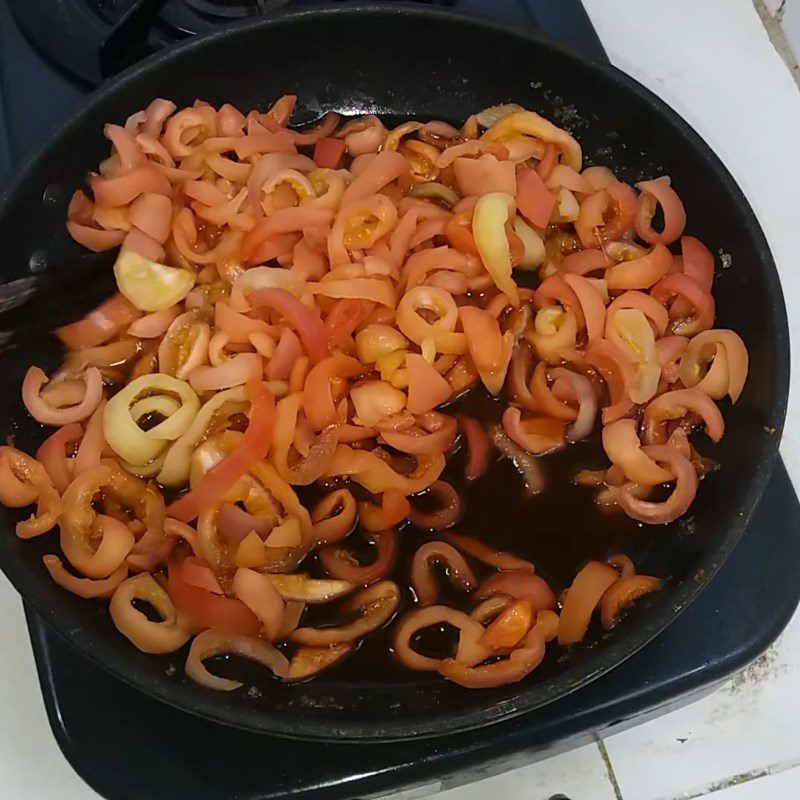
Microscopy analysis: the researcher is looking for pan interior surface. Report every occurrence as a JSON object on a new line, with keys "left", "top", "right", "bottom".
{"left": 0, "top": 6, "right": 787, "bottom": 740}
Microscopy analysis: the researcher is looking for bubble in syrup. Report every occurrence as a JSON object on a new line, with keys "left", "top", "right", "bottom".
{"left": 28, "top": 250, "right": 48, "bottom": 274}
{"left": 41, "top": 184, "right": 64, "bottom": 206}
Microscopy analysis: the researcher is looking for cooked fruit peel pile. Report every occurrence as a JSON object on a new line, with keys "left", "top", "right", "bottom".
{"left": 0, "top": 97, "right": 746, "bottom": 690}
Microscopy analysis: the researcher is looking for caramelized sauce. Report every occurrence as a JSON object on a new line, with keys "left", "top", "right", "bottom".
{"left": 296, "top": 387, "right": 644, "bottom": 683}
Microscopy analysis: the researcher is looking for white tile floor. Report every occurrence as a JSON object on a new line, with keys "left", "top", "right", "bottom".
{"left": 603, "top": 609, "right": 800, "bottom": 800}
{"left": 0, "top": 574, "right": 102, "bottom": 800}
{"left": 699, "top": 767, "right": 800, "bottom": 800}
{"left": 438, "top": 743, "right": 619, "bottom": 800}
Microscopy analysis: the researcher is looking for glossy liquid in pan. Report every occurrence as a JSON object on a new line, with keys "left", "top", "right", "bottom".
{"left": 204, "top": 381, "right": 649, "bottom": 686}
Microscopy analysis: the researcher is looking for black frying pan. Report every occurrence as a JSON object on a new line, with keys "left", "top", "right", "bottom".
{"left": 0, "top": 4, "right": 789, "bottom": 741}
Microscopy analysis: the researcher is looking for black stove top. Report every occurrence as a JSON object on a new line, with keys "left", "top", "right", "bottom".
{"left": 0, "top": 2, "right": 798, "bottom": 799}
{"left": 7, "top": 0, "right": 604, "bottom": 85}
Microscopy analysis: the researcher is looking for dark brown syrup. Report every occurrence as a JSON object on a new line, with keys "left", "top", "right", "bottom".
{"left": 295, "top": 386, "right": 644, "bottom": 683}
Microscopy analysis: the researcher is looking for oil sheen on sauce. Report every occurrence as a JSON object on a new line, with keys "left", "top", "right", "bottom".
{"left": 293, "top": 386, "right": 645, "bottom": 683}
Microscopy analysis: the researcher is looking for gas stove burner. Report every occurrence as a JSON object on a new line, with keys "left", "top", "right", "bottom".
{"left": 181, "top": 0, "right": 291, "bottom": 19}
{"left": 8, "top": 0, "right": 298, "bottom": 84}
{"left": 8, "top": 0, "right": 459, "bottom": 85}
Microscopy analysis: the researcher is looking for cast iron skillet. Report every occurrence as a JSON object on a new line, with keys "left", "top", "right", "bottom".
{"left": 0, "top": 4, "right": 788, "bottom": 741}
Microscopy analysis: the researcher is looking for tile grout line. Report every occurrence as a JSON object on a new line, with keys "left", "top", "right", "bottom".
{"left": 595, "top": 738, "right": 624, "bottom": 800}
{"left": 659, "top": 755, "right": 800, "bottom": 800}
{"left": 675, "top": 769, "right": 768, "bottom": 800}
{"left": 753, "top": 0, "right": 800, "bottom": 88}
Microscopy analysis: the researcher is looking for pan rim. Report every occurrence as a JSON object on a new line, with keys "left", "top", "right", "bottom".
{"left": 0, "top": 2, "right": 789, "bottom": 741}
